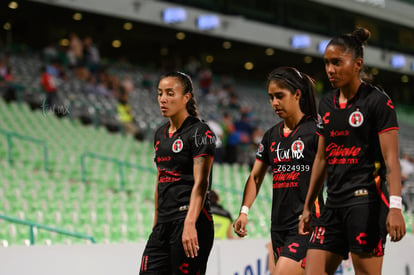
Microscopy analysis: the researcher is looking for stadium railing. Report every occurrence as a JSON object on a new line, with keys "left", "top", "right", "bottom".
{"left": 0, "top": 129, "right": 49, "bottom": 172}
{"left": 0, "top": 214, "right": 96, "bottom": 245}
{"left": 80, "top": 151, "right": 156, "bottom": 191}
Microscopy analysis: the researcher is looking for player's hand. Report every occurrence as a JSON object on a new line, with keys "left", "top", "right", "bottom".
{"left": 233, "top": 214, "right": 248, "bottom": 237}
{"left": 386, "top": 208, "right": 406, "bottom": 242}
{"left": 298, "top": 209, "right": 312, "bottom": 235}
{"left": 182, "top": 221, "right": 199, "bottom": 258}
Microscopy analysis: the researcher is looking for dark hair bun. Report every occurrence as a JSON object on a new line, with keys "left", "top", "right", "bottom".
{"left": 352, "top": 28, "right": 371, "bottom": 45}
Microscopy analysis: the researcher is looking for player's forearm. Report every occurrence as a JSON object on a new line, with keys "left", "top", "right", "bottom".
{"left": 240, "top": 161, "right": 267, "bottom": 209}
{"left": 379, "top": 130, "right": 402, "bottom": 196}
{"left": 304, "top": 135, "right": 327, "bottom": 211}
{"left": 241, "top": 174, "right": 262, "bottom": 208}
{"left": 186, "top": 156, "right": 213, "bottom": 223}
{"left": 185, "top": 179, "right": 208, "bottom": 224}
{"left": 385, "top": 157, "right": 402, "bottom": 196}
{"left": 304, "top": 156, "right": 326, "bottom": 211}
{"left": 153, "top": 178, "right": 159, "bottom": 226}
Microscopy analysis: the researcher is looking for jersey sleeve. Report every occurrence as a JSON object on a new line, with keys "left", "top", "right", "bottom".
{"left": 255, "top": 129, "right": 270, "bottom": 164}
{"left": 153, "top": 127, "right": 162, "bottom": 163}
{"left": 316, "top": 102, "right": 326, "bottom": 136}
{"left": 190, "top": 122, "right": 216, "bottom": 158}
{"left": 372, "top": 89, "right": 399, "bottom": 133}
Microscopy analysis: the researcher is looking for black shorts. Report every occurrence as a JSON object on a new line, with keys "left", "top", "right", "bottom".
{"left": 139, "top": 211, "right": 214, "bottom": 275}
{"left": 271, "top": 228, "right": 310, "bottom": 263}
{"left": 308, "top": 202, "right": 387, "bottom": 258}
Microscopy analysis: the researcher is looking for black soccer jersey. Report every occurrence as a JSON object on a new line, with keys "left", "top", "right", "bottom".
{"left": 317, "top": 82, "right": 398, "bottom": 208}
{"left": 256, "top": 116, "right": 319, "bottom": 230}
{"left": 154, "top": 116, "right": 216, "bottom": 223}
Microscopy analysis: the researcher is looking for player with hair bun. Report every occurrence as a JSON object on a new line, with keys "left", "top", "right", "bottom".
{"left": 299, "top": 28, "right": 406, "bottom": 274}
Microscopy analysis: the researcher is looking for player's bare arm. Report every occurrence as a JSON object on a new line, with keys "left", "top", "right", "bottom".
{"left": 182, "top": 155, "right": 213, "bottom": 258}
{"left": 379, "top": 129, "right": 406, "bottom": 242}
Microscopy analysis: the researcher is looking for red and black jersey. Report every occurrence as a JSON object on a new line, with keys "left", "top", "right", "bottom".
{"left": 256, "top": 116, "right": 321, "bottom": 230}
{"left": 154, "top": 116, "right": 216, "bottom": 223}
{"left": 317, "top": 82, "right": 398, "bottom": 208}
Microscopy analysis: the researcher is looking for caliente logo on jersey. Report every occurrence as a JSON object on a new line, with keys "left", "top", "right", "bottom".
{"left": 172, "top": 138, "right": 184, "bottom": 153}
{"left": 349, "top": 109, "right": 364, "bottom": 127}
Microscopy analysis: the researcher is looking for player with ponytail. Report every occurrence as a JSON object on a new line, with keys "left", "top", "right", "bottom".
{"left": 234, "top": 67, "right": 323, "bottom": 275}
{"left": 140, "top": 71, "right": 216, "bottom": 274}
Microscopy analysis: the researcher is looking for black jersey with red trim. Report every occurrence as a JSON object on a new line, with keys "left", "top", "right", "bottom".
{"left": 256, "top": 116, "right": 320, "bottom": 230}
{"left": 317, "top": 82, "right": 398, "bottom": 208}
{"left": 154, "top": 116, "right": 216, "bottom": 223}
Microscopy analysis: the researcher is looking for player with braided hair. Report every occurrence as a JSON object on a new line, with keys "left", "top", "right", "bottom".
{"left": 140, "top": 72, "right": 216, "bottom": 274}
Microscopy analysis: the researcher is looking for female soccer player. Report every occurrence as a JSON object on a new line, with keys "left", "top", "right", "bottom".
{"left": 140, "top": 72, "right": 216, "bottom": 275}
{"left": 299, "top": 28, "right": 406, "bottom": 275}
{"left": 233, "top": 67, "right": 322, "bottom": 275}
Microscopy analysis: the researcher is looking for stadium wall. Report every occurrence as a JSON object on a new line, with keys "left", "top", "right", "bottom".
{"left": 0, "top": 235, "right": 413, "bottom": 274}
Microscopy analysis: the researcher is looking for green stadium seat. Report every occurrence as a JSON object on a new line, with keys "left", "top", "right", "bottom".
{"left": 1, "top": 98, "right": 413, "bottom": 245}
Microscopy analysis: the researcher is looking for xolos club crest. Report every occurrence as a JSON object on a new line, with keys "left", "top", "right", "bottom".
{"left": 349, "top": 109, "right": 364, "bottom": 127}
{"left": 172, "top": 138, "right": 184, "bottom": 153}
{"left": 291, "top": 139, "right": 305, "bottom": 159}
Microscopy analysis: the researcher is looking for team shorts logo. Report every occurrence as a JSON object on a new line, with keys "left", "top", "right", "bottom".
{"left": 172, "top": 138, "right": 184, "bottom": 153}
{"left": 349, "top": 110, "right": 364, "bottom": 127}
{"left": 291, "top": 139, "right": 304, "bottom": 159}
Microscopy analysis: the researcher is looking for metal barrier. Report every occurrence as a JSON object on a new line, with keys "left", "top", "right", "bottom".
{"left": 0, "top": 129, "right": 49, "bottom": 172}
{"left": 80, "top": 151, "right": 156, "bottom": 190}
{"left": 0, "top": 214, "right": 96, "bottom": 245}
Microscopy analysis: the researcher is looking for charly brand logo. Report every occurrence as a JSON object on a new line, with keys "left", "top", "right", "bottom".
{"left": 41, "top": 98, "right": 70, "bottom": 116}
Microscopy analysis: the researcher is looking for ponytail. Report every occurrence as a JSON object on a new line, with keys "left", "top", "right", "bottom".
{"left": 186, "top": 96, "right": 198, "bottom": 117}
{"left": 299, "top": 74, "right": 317, "bottom": 120}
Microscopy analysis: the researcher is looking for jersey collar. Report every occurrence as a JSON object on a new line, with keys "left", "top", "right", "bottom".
{"left": 333, "top": 82, "right": 366, "bottom": 109}
{"left": 278, "top": 115, "right": 310, "bottom": 138}
{"left": 164, "top": 116, "right": 199, "bottom": 138}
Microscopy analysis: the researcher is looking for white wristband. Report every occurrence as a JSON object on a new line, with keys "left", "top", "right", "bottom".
{"left": 240, "top": 205, "right": 249, "bottom": 215}
{"left": 389, "top": 196, "right": 402, "bottom": 209}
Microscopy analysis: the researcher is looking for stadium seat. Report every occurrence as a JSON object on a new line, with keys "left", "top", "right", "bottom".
{"left": 2, "top": 54, "right": 414, "bottom": 246}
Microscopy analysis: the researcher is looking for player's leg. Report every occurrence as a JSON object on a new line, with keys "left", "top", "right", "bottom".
{"left": 139, "top": 223, "right": 170, "bottom": 274}
{"left": 273, "top": 256, "right": 304, "bottom": 275}
{"left": 304, "top": 249, "right": 343, "bottom": 275}
{"left": 305, "top": 207, "right": 348, "bottom": 275}
{"left": 272, "top": 230, "right": 311, "bottom": 275}
{"left": 346, "top": 202, "right": 387, "bottom": 275}
{"left": 169, "top": 212, "right": 214, "bottom": 275}
{"left": 351, "top": 252, "right": 383, "bottom": 275}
